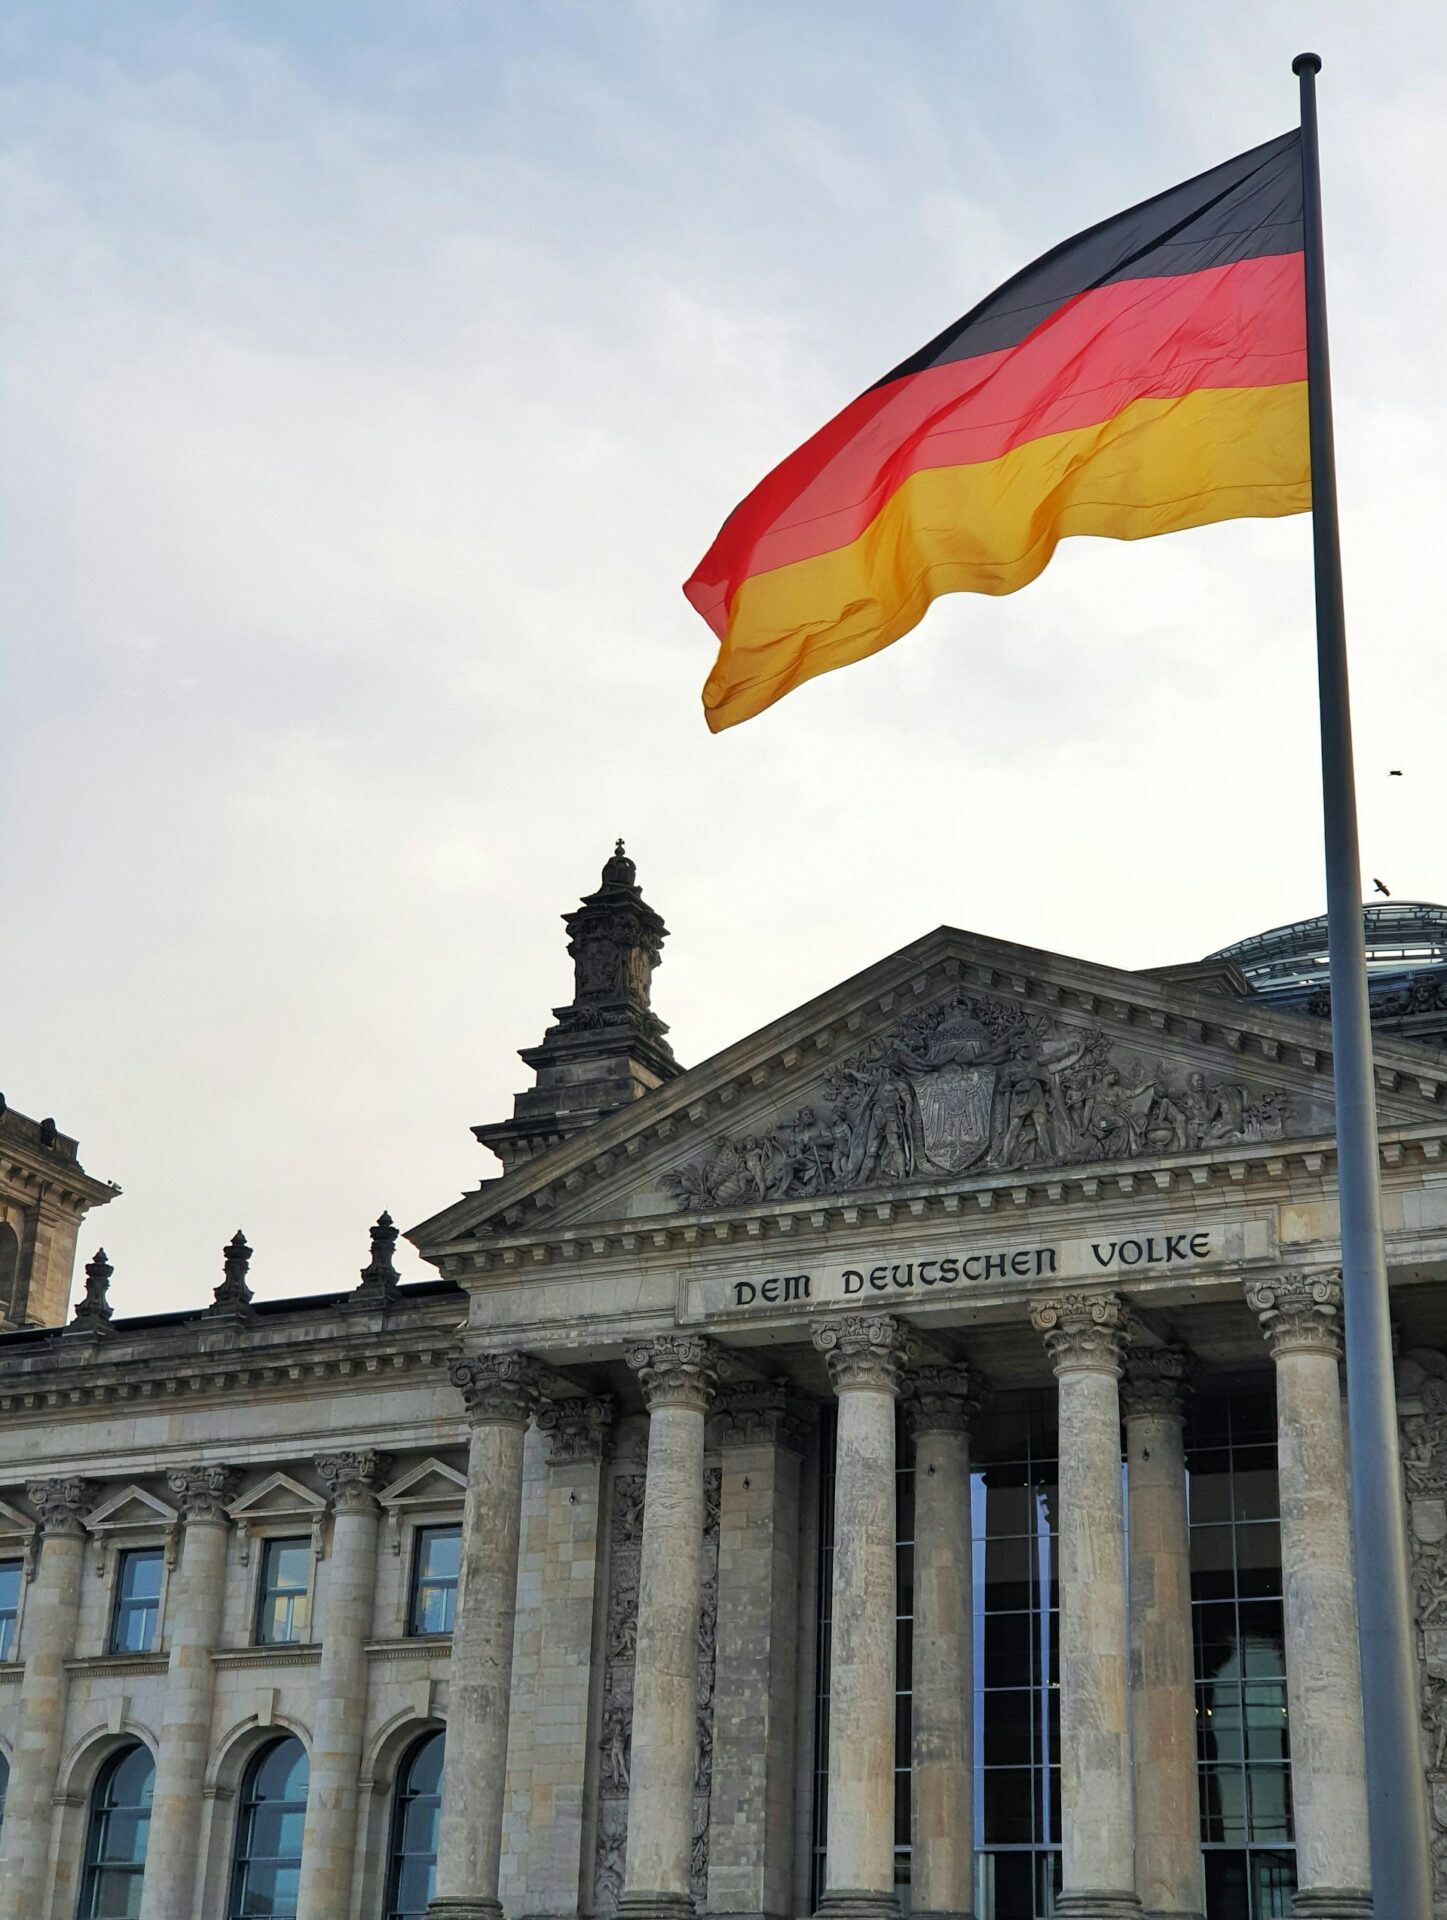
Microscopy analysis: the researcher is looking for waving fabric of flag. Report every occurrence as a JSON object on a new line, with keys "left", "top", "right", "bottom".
{"left": 685, "top": 131, "right": 1308, "bottom": 732}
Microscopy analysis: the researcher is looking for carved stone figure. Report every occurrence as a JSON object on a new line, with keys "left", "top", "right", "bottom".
{"left": 661, "top": 991, "right": 1299, "bottom": 1209}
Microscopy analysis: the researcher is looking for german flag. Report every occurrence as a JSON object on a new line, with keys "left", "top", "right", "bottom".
{"left": 686, "top": 131, "right": 1308, "bottom": 732}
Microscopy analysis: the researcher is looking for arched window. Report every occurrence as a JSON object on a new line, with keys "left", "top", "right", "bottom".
{"left": 79, "top": 1741, "right": 154, "bottom": 1918}
{"left": 0, "top": 1748, "right": 9, "bottom": 1836}
{"left": 229, "top": 1735, "right": 308, "bottom": 1920}
{"left": 385, "top": 1730, "right": 444, "bottom": 1919}
{"left": 0, "top": 1222, "right": 20, "bottom": 1323}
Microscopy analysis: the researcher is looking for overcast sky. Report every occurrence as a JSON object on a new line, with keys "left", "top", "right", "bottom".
{"left": 4, "top": 1, "right": 1445, "bottom": 1314}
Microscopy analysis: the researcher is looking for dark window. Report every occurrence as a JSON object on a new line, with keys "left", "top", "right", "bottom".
{"left": 0, "top": 1222, "right": 19, "bottom": 1321}
{"left": 409, "top": 1527, "right": 461, "bottom": 1637}
{"left": 229, "top": 1735, "right": 308, "bottom": 1919}
{"left": 79, "top": 1742, "right": 154, "bottom": 1918}
{"left": 255, "top": 1538, "right": 311, "bottom": 1646}
{"left": 111, "top": 1548, "right": 164, "bottom": 1655}
{"left": 385, "top": 1730, "right": 444, "bottom": 1918}
{"left": 1190, "top": 1385, "right": 1297, "bottom": 1919}
{"left": 0, "top": 1749, "right": 9, "bottom": 1836}
{"left": 0, "top": 1559, "right": 21, "bottom": 1661}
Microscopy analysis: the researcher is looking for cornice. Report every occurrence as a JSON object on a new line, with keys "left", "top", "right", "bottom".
{"left": 364, "top": 1637, "right": 451, "bottom": 1662}
{"left": 65, "top": 1653, "right": 169, "bottom": 1679}
{"left": 211, "top": 1644, "right": 322, "bottom": 1670}
{"left": 429, "top": 1124, "right": 1447, "bottom": 1280}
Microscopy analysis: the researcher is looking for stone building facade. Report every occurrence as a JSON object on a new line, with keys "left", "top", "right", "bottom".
{"left": 3, "top": 847, "right": 1447, "bottom": 1920}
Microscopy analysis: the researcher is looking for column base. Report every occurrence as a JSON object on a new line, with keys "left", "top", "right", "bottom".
{"left": 1291, "top": 1894, "right": 1372, "bottom": 1920}
{"left": 425, "top": 1903, "right": 503, "bottom": 1920}
{"left": 812, "top": 1891, "right": 900, "bottom": 1920}
{"left": 616, "top": 1894, "right": 698, "bottom": 1920}
{"left": 1053, "top": 1896, "right": 1144, "bottom": 1920}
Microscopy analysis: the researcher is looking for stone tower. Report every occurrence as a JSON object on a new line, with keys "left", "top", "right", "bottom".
{"left": 473, "top": 842, "right": 683, "bottom": 1171}
{"left": 0, "top": 1099, "right": 117, "bottom": 1329}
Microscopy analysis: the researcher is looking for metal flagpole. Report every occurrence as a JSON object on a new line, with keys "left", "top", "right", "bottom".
{"left": 1292, "top": 50, "right": 1433, "bottom": 1916}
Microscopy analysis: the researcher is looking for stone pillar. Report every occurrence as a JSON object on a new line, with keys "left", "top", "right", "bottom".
{"left": 428, "top": 1352, "right": 542, "bottom": 1920}
{"left": 706, "top": 1382, "right": 812, "bottom": 1920}
{"left": 297, "top": 1448, "right": 390, "bottom": 1920}
{"left": 527, "top": 1394, "right": 616, "bottom": 1920}
{"left": 1031, "top": 1293, "right": 1141, "bottom": 1920}
{"left": 139, "top": 1466, "right": 240, "bottom": 1920}
{"left": 618, "top": 1334, "right": 720, "bottom": 1920}
{"left": 1246, "top": 1273, "right": 1372, "bottom": 1920}
{"left": 904, "top": 1363, "right": 978, "bottom": 1920}
{"left": 1122, "top": 1349, "right": 1203, "bottom": 1920}
{"left": 811, "top": 1313, "right": 913, "bottom": 1920}
{"left": 0, "top": 1476, "right": 97, "bottom": 1920}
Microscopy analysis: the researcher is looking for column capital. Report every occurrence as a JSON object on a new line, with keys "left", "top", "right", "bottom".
{"left": 903, "top": 1361, "right": 980, "bottom": 1436}
{"left": 26, "top": 1475, "right": 98, "bottom": 1536}
{"left": 710, "top": 1380, "right": 815, "bottom": 1453}
{"left": 1031, "top": 1290, "right": 1129, "bottom": 1376}
{"left": 166, "top": 1463, "right": 241, "bottom": 1523}
{"left": 449, "top": 1351, "right": 543, "bottom": 1426}
{"left": 316, "top": 1448, "right": 393, "bottom": 1511}
{"left": 812, "top": 1312, "right": 914, "bottom": 1394}
{"left": 624, "top": 1333, "right": 720, "bottom": 1412}
{"left": 1121, "top": 1345, "right": 1192, "bottom": 1421}
{"left": 1245, "top": 1270, "right": 1343, "bottom": 1359}
{"left": 536, "top": 1394, "right": 615, "bottom": 1464}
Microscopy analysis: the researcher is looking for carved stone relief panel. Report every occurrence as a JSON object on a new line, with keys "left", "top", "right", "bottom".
{"left": 660, "top": 992, "right": 1304, "bottom": 1210}
{"left": 1397, "top": 1352, "right": 1447, "bottom": 1914}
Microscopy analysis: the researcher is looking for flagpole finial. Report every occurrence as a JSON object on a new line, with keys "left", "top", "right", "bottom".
{"left": 1292, "top": 51, "right": 1321, "bottom": 75}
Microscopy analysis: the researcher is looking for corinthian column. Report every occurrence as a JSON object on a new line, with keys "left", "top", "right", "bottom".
{"left": 618, "top": 1333, "right": 720, "bottom": 1920}
{"left": 1245, "top": 1273, "right": 1371, "bottom": 1920}
{"left": 1031, "top": 1293, "right": 1141, "bottom": 1920}
{"left": 812, "top": 1313, "right": 913, "bottom": 1920}
{"left": 904, "top": 1363, "right": 978, "bottom": 1920}
{"left": 427, "top": 1352, "right": 541, "bottom": 1920}
{"left": 0, "top": 1476, "right": 98, "bottom": 1920}
{"left": 297, "top": 1448, "right": 391, "bottom": 1920}
{"left": 139, "top": 1466, "right": 240, "bottom": 1920}
{"left": 1121, "top": 1349, "right": 1202, "bottom": 1920}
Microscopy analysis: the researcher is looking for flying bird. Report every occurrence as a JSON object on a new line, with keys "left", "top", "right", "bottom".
{"left": 1373, "top": 878, "right": 1391, "bottom": 897}
{"left": 1390, "top": 769, "right": 1403, "bottom": 776}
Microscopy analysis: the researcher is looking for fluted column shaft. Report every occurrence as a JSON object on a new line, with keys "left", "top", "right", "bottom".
{"left": 1032, "top": 1294, "right": 1142, "bottom": 1920}
{"left": 1246, "top": 1274, "right": 1372, "bottom": 1920}
{"left": 812, "top": 1313, "right": 912, "bottom": 1920}
{"left": 905, "top": 1364, "right": 978, "bottom": 1920}
{"left": 1123, "top": 1351, "right": 1203, "bottom": 1920}
{"left": 139, "top": 1467, "right": 238, "bottom": 1920}
{"left": 0, "top": 1477, "right": 97, "bottom": 1920}
{"left": 619, "top": 1334, "right": 720, "bottom": 1920}
{"left": 297, "top": 1449, "right": 390, "bottom": 1919}
{"left": 428, "top": 1353, "right": 541, "bottom": 1920}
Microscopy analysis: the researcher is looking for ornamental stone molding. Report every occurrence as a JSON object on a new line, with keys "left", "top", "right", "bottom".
{"left": 27, "top": 1475, "right": 99, "bottom": 1536}
{"left": 812, "top": 1313, "right": 915, "bottom": 1395}
{"left": 710, "top": 1380, "right": 815, "bottom": 1453}
{"left": 536, "top": 1394, "right": 616, "bottom": 1464}
{"left": 903, "top": 1360, "right": 981, "bottom": 1435}
{"left": 1030, "top": 1290, "right": 1129, "bottom": 1376}
{"left": 448, "top": 1351, "right": 543, "bottom": 1427}
{"left": 315, "top": 1448, "right": 393, "bottom": 1511}
{"left": 1245, "top": 1270, "right": 1344, "bottom": 1359}
{"left": 167, "top": 1464, "right": 241, "bottom": 1523}
{"left": 624, "top": 1334, "right": 720, "bottom": 1414}
{"left": 1121, "top": 1344, "right": 1193, "bottom": 1421}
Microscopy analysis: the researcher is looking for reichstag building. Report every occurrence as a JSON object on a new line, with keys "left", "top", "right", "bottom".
{"left": 3, "top": 846, "right": 1447, "bottom": 1920}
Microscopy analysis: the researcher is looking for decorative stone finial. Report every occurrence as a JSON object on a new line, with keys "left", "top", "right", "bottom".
{"left": 70, "top": 1248, "right": 115, "bottom": 1333}
{"left": 1121, "top": 1345, "right": 1192, "bottom": 1420}
{"left": 1031, "top": 1291, "right": 1129, "bottom": 1376}
{"left": 903, "top": 1361, "right": 980, "bottom": 1435}
{"left": 812, "top": 1314, "right": 915, "bottom": 1395}
{"left": 210, "top": 1229, "right": 255, "bottom": 1315}
{"left": 1246, "top": 1270, "right": 1344, "bottom": 1359}
{"left": 167, "top": 1464, "right": 241, "bottom": 1524}
{"left": 536, "top": 1394, "right": 616, "bottom": 1463}
{"left": 625, "top": 1333, "right": 720, "bottom": 1413}
{"left": 316, "top": 1449, "right": 392, "bottom": 1511}
{"left": 354, "top": 1210, "right": 401, "bottom": 1306}
{"left": 448, "top": 1351, "right": 543, "bottom": 1427}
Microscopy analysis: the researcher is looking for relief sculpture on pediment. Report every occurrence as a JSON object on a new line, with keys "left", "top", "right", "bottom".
{"left": 1397, "top": 1362, "right": 1447, "bottom": 1911}
{"left": 660, "top": 993, "right": 1296, "bottom": 1209}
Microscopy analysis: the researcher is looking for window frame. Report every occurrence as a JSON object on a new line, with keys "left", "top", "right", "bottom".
{"left": 253, "top": 1536, "right": 314, "bottom": 1648}
{"left": 407, "top": 1524, "right": 461, "bottom": 1639}
{"left": 78, "top": 1739, "right": 155, "bottom": 1920}
{"left": 228, "top": 1734, "right": 309, "bottom": 1920}
{"left": 384, "top": 1728, "right": 445, "bottom": 1919}
{"left": 109, "top": 1545, "right": 166, "bottom": 1656}
{"left": 0, "top": 1556, "right": 24, "bottom": 1662}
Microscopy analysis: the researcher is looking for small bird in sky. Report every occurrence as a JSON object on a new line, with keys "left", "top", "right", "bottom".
{"left": 1390, "top": 768, "right": 1403, "bottom": 776}
{"left": 1373, "top": 878, "right": 1391, "bottom": 897}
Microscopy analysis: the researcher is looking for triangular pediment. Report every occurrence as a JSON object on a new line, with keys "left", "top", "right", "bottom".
{"left": 412, "top": 924, "right": 1447, "bottom": 1260}
{"left": 378, "top": 1459, "right": 466, "bottom": 1510}
{"left": 0, "top": 1495, "right": 35, "bottom": 1544}
{"left": 227, "top": 1471, "right": 325, "bottom": 1523}
{"left": 86, "top": 1484, "right": 178, "bottom": 1533}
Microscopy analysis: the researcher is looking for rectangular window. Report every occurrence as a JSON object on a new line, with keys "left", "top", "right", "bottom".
{"left": 110, "top": 1547, "right": 164, "bottom": 1654}
{"left": 409, "top": 1525, "right": 461, "bottom": 1636}
{"left": 0, "top": 1559, "right": 21, "bottom": 1661}
{"left": 255, "top": 1537, "right": 312, "bottom": 1646}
